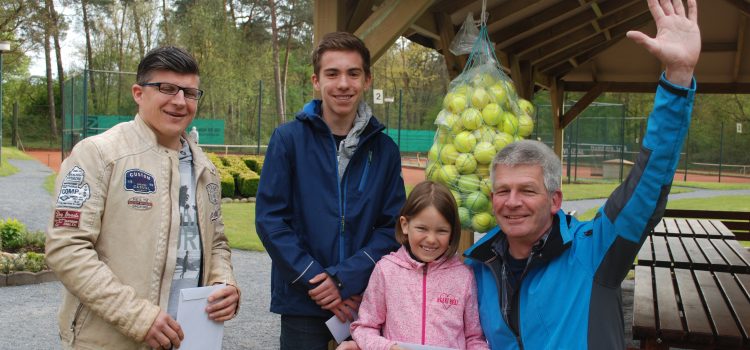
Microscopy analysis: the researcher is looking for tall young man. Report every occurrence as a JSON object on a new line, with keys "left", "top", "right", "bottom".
{"left": 255, "top": 32, "right": 405, "bottom": 349}
{"left": 46, "top": 46, "right": 239, "bottom": 350}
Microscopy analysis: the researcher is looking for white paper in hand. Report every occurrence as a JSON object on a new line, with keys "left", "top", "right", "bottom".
{"left": 176, "top": 284, "right": 226, "bottom": 350}
{"left": 398, "top": 343, "right": 457, "bottom": 350}
{"left": 325, "top": 311, "right": 359, "bottom": 344}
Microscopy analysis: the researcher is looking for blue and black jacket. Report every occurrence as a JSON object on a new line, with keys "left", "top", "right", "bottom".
{"left": 255, "top": 100, "right": 405, "bottom": 317}
{"left": 465, "top": 74, "right": 695, "bottom": 349}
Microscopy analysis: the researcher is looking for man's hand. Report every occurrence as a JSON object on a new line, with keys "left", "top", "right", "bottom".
{"left": 329, "top": 295, "right": 362, "bottom": 322}
{"left": 144, "top": 311, "right": 183, "bottom": 349}
{"left": 206, "top": 285, "right": 240, "bottom": 322}
{"left": 308, "top": 272, "right": 342, "bottom": 308}
{"left": 626, "top": 0, "right": 700, "bottom": 87}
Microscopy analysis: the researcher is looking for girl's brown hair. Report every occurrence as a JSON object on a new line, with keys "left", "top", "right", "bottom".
{"left": 395, "top": 181, "right": 461, "bottom": 258}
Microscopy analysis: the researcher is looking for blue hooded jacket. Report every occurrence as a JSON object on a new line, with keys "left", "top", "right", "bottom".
{"left": 465, "top": 75, "right": 695, "bottom": 349}
{"left": 255, "top": 100, "right": 405, "bottom": 316}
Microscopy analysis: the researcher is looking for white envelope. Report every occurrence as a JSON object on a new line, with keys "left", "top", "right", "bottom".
{"left": 398, "top": 343, "right": 457, "bottom": 350}
{"left": 325, "top": 311, "right": 359, "bottom": 344}
{"left": 176, "top": 284, "right": 225, "bottom": 350}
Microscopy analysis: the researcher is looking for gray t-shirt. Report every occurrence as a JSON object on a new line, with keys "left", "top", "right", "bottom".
{"left": 167, "top": 139, "right": 203, "bottom": 318}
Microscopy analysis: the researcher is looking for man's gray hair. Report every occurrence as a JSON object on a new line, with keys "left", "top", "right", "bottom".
{"left": 490, "top": 140, "right": 562, "bottom": 194}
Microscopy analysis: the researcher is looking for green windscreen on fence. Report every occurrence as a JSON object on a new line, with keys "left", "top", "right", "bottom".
{"left": 384, "top": 129, "right": 434, "bottom": 153}
{"left": 85, "top": 115, "right": 226, "bottom": 144}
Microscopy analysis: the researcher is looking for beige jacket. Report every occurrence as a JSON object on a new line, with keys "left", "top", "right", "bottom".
{"left": 46, "top": 115, "right": 237, "bottom": 350}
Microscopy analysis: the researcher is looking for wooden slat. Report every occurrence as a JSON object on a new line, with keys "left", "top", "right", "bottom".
{"left": 676, "top": 219, "right": 694, "bottom": 238}
{"left": 654, "top": 267, "right": 685, "bottom": 340}
{"left": 652, "top": 236, "right": 670, "bottom": 268}
{"left": 674, "top": 269, "right": 714, "bottom": 345}
{"left": 711, "top": 239, "right": 749, "bottom": 273}
{"left": 638, "top": 236, "right": 654, "bottom": 266}
{"left": 694, "top": 270, "right": 744, "bottom": 347}
{"left": 688, "top": 219, "right": 710, "bottom": 238}
{"left": 710, "top": 220, "right": 737, "bottom": 239}
{"left": 737, "top": 274, "right": 750, "bottom": 299}
{"left": 664, "top": 218, "right": 679, "bottom": 235}
{"left": 667, "top": 236, "right": 690, "bottom": 268}
{"left": 633, "top": 266, "right": 657, "bottom": 339}
{"left": 654, "top": 219, "right": 666, "bottom": 234}
{"left": 682, "top": 238, "right": 710, "bottom": 271}
{"left": 696, "top": 238, "right": 729, "bottom": 272}
{"left": 725, "top": 240, "right": 750, "bottom": 267}
{"left": 715, "top": 272, "right": 750, "bottom": 342}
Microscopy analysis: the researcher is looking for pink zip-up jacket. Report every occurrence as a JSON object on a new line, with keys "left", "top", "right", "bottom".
{"left": 351, "top": 246, "right": 489, "bottom": 350}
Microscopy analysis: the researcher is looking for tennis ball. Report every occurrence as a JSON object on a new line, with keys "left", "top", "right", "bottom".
{"left": 476, "top": 164, "right": 490, "bottom": 178}
{"left": 471, "top": 212, "right": 495, "bottom": 233}
{"left": 446, "top": 94, "right": 467, "bottom": 114}
{"left": 425, "top": 161, "right": 440, "bottom": 181}
{"left": 473, "top": 142, "right": 497, "bottom": 165}
{"left": 518, "top": 114, "right": 534, "bottom": 137}
{"left": 438, "top": 144, "right": 459, "bottom": 164}
{"left": 465, "top": 191, "right": 490, "bottom": 213}
{"left": 442, "top": 93, "right": 455, "bottom": 110}
{"left": 437, "top": 165, "right": 459, "bottom": 185}
{"left": 428, "top": 143, "right": 440, "bottom": 162}
{"left": 481, "top": 103, "right": 503, "bottom": 126}
{"left": 480, "top": 178, "right": 492, "bottom": 197}
{"left": 455, "top": 153, "right": 478, "bottom": 175}
{"left": 473, "top": 126, "right": 496, "bottom": 144}
{"left": 471, "top": 88, "right": 491, "bottom": 110}
{"left": 502, "top": 112, "right": 519, "bottom": 135}
{"left": 458, "top": 207, "right": 472, "bottom": 228}
{"left": 460, "top": 108, "right": 483, "bottom": 131}
{"left": 435, "top": 128, "right": 453, "bottom": 144}
{"left": 488, "top": 84, "right": 508, "bottom": 107}
{"left": 453, "top": 131, "right": 477, "bottom": 153}
{"left": 452, "top": 84, "right": 473, "bottom": 97}
{"left": 451, "top": 190, "right": 463, "bottom": 207}
{"left": 472, "top": 73, "right": 496, "bottom": 88}
{"left": 457, "top": 174, "right": 481, "bottom": 193}
{"left": 518, "top": 98, "right": 535, "bottom": 116}
{"left": 493, "top": 132, "right": 514, "bottom": 151}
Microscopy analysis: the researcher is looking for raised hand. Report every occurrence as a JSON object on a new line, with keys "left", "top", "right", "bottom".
{"left": 626, "top": 0, "right": 700, "bottom": 87}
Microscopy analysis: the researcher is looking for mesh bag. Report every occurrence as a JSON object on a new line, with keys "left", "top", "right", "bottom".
{"left": 426, "top": 25, "right": 536, "bottom": 233}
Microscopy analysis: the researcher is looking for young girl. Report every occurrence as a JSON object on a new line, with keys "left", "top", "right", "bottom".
{"left": 340, "top": 181, "right": 489, "bottom": 350}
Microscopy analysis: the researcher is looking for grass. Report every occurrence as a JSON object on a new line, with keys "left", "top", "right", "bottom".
{"left": 0, "top": 147, "right": 33, "bottom": 177}
{"left": 221, "top": 202, "right": 264, "bottom": 251}
{"left": 671, "top": 181, "right": 750, "bottom": 190}
{"left": 43, "top": 173, "right": 57, "bottom": 195}
{"left": 578, "top": 195, "right": 750, "bottom": 221}
{"left": 561, "top": 182, "right": 694, "bottom": 201}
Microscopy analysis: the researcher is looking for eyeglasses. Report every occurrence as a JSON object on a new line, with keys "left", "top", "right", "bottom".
{"left": 139, "top": 82, "right": 204, "bottom": 100}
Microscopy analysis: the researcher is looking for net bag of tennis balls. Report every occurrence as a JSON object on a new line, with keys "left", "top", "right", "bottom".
{"left": 426, "top": 24, "right": 535, "bottom": 233}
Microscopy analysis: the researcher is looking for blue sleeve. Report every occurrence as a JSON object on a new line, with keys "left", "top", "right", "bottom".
{"left": 324, "top": 145, "right": 405, "bottom": 299}
{"left": 255, "top": 129, "right": 326, "bottom": 291}
{"left": 584, "top": 73, "right": 696, "bottom": 286}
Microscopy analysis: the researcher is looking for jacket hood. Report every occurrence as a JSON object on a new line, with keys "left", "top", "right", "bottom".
{"left": 296, "top": 100, "right": 385, "bottom": 135}
{"left": 383, "top": 246, "right": 464, "bottom": 271}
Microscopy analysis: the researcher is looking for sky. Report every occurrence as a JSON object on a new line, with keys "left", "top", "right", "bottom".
{"left": 27, "top": 4, "right": 82, "bottom": 78}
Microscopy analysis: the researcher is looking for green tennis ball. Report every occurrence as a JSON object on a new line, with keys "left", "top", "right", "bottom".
{"left": 459, "top": 207, "right": 472, "bottom": 228}
{"left": 445, "top": 94, "right": 467, "bottom": 114}
{"left": 473, "top": 142, "right": 497, "bottom": 165}
{"left": 460, "top": 108, "right": 483, "bottom": 131}
{"left": 481, "top": 103, "right": 502, "bottom": 126}
{"left": 465, "top": 191, "right": 490, "bottom": 213}
{"left": 502, "top": 112, "right": 519, "bottom": 135}
{"left": 457, "top": 174, "right": 481, "bottom": 194}
{"left": 493, "top": 132, "right": 514, "bottom": 151}
{"left": 471, "top": 212, "right": 495, "bottom": 233}
{"left": 471, "top": 88, "right": 491, "bottom": 110}
{"left": 437, "top": 165, "right": 459, "bottom": 186}
{"left": 518, "top": 98, "right": 535, "bottom": 116}
{"left": 453, "top": 131, "right": 477, "bottom": 153}
{"left": 438, "top": 144, "right": 459, "bottom": 165}
{"left": 518, "top": 114, "right": 534, "bottom": 137}
{"left": 480, "top": 177, "right": 492, "bottom": 197}
{"left": 451, "top": 189, "right": 463, "bottom": 207}
{"left": 455, "top": 153, "right": 478, "bottom": 175}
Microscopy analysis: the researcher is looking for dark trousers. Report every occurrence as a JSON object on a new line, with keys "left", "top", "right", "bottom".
{"left": 280, "top": 315, "right": 333, "bottom": 350}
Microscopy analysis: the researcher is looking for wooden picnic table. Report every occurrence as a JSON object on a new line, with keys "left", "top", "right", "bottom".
{"left": 633, "top": 218, "right": 750, "bottom": 349}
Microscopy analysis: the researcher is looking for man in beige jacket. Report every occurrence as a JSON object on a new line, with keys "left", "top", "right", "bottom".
{"left": 46, "top": 46, "right": 240, "bottom": 350}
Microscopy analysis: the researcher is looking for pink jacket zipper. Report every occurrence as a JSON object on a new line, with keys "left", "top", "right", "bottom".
{"left": 422, "top": 264, "right": 427, "bottom": 344}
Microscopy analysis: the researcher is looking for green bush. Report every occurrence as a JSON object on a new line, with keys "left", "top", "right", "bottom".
{"left": 23, "top": 231, "right": 46, "bottom": 251}
{"left": 23, "top": 252, "right": 47, "bottom": 272}
{"left": 237, "top": 171, "right": 261, "bottom": 197}
{"left": 220, "top": 172, "right": 235, "bottom": 198}
{"left": 0, "top": 252, "right": 48, "bottom": 273}
{"left": 0, "top": 218, "right": 26, "bottom": 251}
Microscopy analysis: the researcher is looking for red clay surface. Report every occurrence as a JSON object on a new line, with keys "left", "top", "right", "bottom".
{"left": 23, "top": 150, "right": 750, "bottom": 185}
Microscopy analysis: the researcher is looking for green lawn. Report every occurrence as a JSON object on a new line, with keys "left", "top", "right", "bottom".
{"left": 561, "top": 182, "right": 694, "bottom": 201}
{"left": 578, "top": 195, "right": 750, "bottom": 221}
{"left": 0, "top": 147, "right": 33, "bottom": 177}
{"left": 44, "top": 173, "right": 57, "bottom": 195}
{"left": 672, "top": 181, "right": 750, "bottom": 190}
{"left": 221, "top": 202, "right": 264, "bottom": 251}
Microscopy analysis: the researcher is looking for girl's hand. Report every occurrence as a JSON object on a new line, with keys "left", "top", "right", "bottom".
{"left": 336, "top": 340, "right": 360, "bottom": 350}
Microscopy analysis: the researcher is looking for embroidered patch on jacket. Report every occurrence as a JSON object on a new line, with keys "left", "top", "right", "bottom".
{"left": 124, "top": 169, "right": 156, "bottom": 194}
{"left": 437, "top": 293, "right": 459, "bottom": 309}
{"left": 53, "top": 209, "right": 81, "bottom": 228}
{"left": 56, "top": 166, "right": 91, "bottom": 208}
{"left": 127, "top": 196, "right": 153, "bottom": 210}
{"left": 206, "top": 183, "right": 221, "bottom": 221}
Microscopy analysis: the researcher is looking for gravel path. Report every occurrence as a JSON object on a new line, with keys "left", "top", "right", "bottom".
{"left": 0, "top": 250, "right": 279, "bottom": 350}
{"left": 0, "top": 159, "right": 53, "bottom": 232}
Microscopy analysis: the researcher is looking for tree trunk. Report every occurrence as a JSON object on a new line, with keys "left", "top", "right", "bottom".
{"left": 268, "top": 0, "right": 285, "bottom": 124}
{"left": 161, "top": 0, "right": 171, "bottom": 43}
{"left": 281, "top": 0, "right": 296, "bottom": 112}
{"left": 81, "top": 0, "right": 98, "bottom": 110}
{"left": 43, "top": 13, "right": 58, "bottom": 140}
{"left": 132, "top": 1, "right": 145, "bottom": 58}
{"left": 47, "top": 0, "right": 64, "bottom": 121}
{"left": 117, "top": 2, "right": 128, "bottom": 114}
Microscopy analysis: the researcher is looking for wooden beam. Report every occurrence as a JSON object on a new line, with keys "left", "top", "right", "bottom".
{"left": 511, "top": 55, "right": 534, "bottom": 99}
{"left": 313, "top": 0, "right": 345, "bottom": 45}
{"left": 734, "top": 16, "right": 746, "bottom": 82}
{"left": 702, "top": 42, "right": 737, "bottom": 52}
{"left": 562, "top": 81, "right": 750, "bottom": 94}
{"left": 503, "top": 0, "right": 640, "bottom": 56}
{"left": 354, "top": 0, "right": 435, "bottom": 62}
{"left": 346, "top": 0, "right": 376, "bottom": 33}
{"left": 491, "top": 0, "right": 582, "bottom": 45}
{"left": 721, "top": 0, "right": 750, "bottom": 17}
{"left": 410, "top": 13, "right": 441, "bottom": 41}
{"left": 523, "top": 1, "right": 648, "bottom": 64}
{"left": 560, "top": 82, "right": 608, "bottom": 128}
{"left": 550, "top": 78, "right": 565, "bottom": 159}
{"left": 486, "top": 0, "right": 542, "bottom": 25}
{"left": 431, "top": 0, "right": 469, "bottom": 15}
{"left": 435, "top": 11, "right": 464, "bottom": 80}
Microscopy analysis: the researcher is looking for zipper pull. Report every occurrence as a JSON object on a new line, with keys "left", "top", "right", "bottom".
{"left": 341, "top": 215, "right": 345, "bottom": 232}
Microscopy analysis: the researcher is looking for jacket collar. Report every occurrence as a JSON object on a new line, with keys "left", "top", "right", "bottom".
{"left": 132, "top": 115, "right": 213, "bottom": 171}
{"left": 383, "top": 246, "right": 462, "bottom": 271}
{"left": 464, "top": 210, "right": 573, "bottom": 265}
{"left": 296, "top": 99, "right": 385, "bottom": 145}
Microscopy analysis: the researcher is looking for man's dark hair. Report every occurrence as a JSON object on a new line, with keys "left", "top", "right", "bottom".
{"left": 312, "top": 32, "right": 371, "bottom": 77}
{"left": 136, "top": 46, "right": 199, "bottom": 84}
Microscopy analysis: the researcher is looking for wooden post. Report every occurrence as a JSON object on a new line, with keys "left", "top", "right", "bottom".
{"left": 459, "top": 229, "right": 474, "bottom": 260}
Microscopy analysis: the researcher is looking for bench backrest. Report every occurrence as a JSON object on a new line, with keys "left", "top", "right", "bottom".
{"left": 663, "top": 209, "right": 750, "bottom": 241}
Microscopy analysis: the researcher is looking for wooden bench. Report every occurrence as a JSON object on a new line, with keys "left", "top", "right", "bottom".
{"left": 638, "top": 235, "right": 750, "bottom": 273}
{"left": 663, "top": 209, "right": 750, "bottom": 241}
{"left": 633, "top": 266, "right": 750, "bottom": 349}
